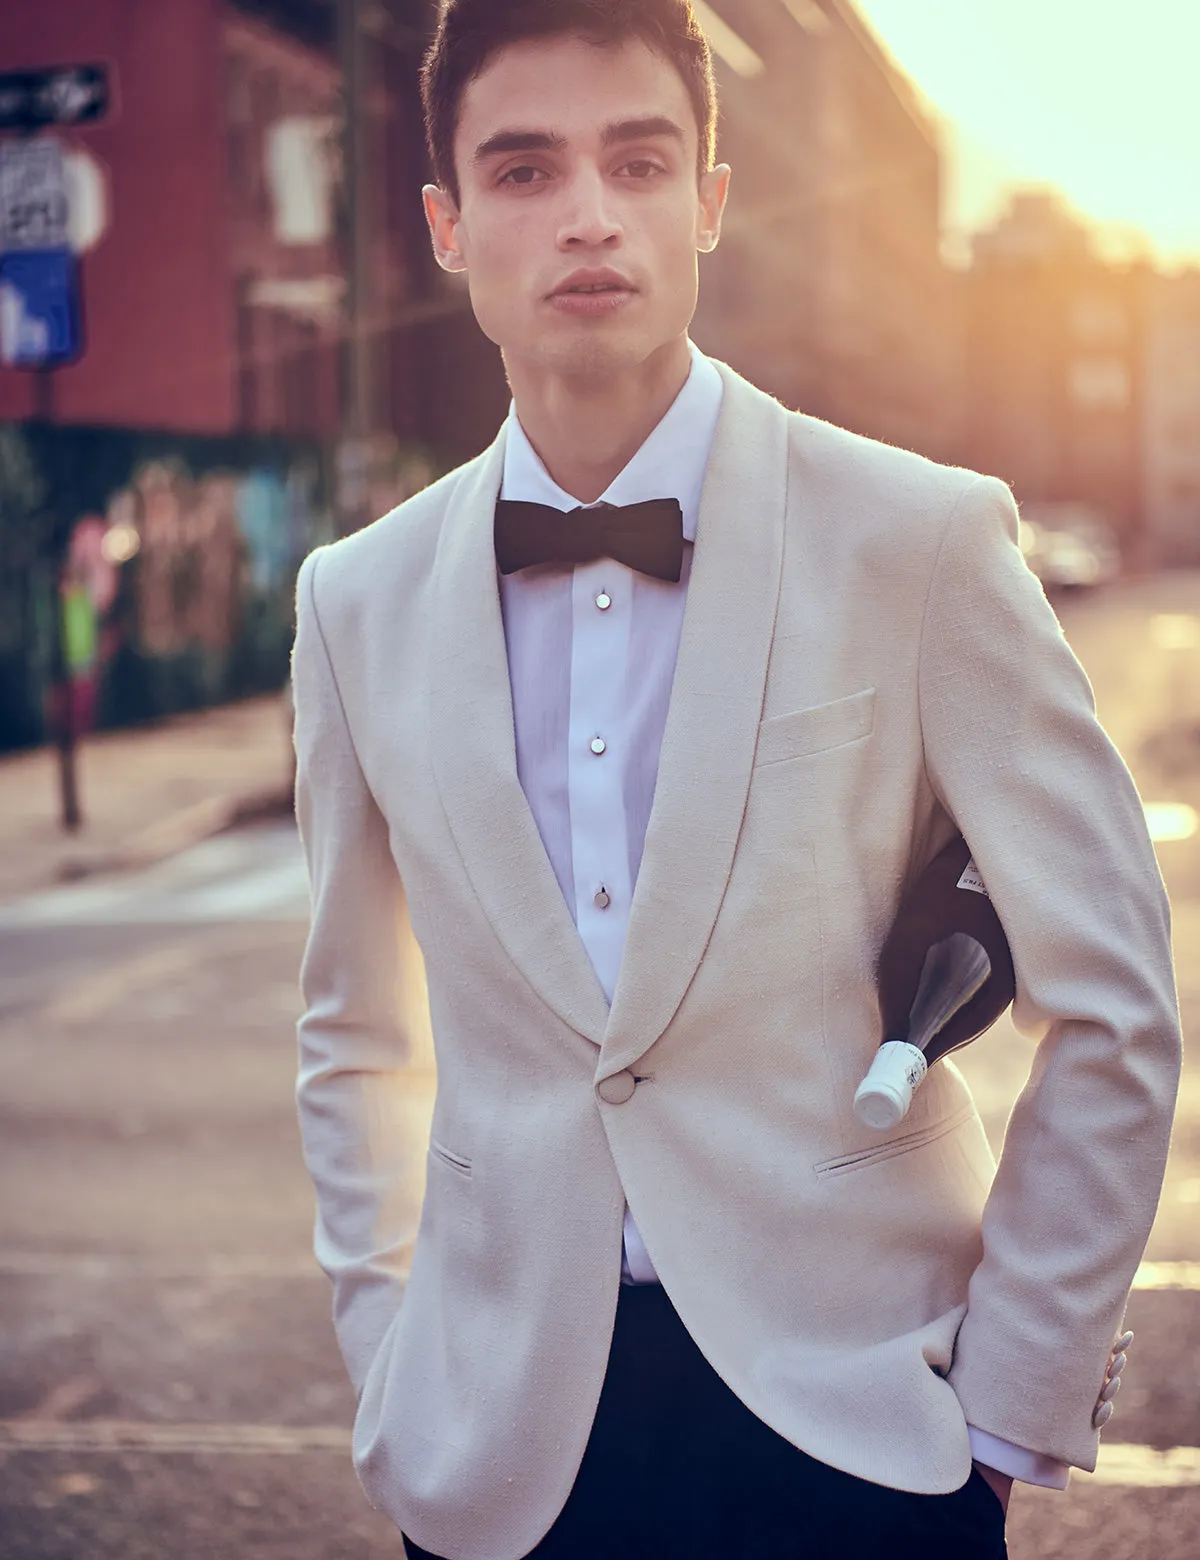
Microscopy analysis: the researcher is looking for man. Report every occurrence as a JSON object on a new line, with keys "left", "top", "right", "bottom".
{"left": 291, "top": 3, "right": 1180, "bottom": 1556}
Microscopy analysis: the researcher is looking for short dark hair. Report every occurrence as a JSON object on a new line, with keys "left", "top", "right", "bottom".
{"left": 421, "top": 0, "right": 718, "bottom": 206}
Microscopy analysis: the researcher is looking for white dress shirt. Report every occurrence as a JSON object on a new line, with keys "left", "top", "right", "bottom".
{"left": 497, "top": 341, "right": 1067, "bottom": 1490}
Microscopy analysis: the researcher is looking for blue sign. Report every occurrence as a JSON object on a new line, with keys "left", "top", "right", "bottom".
{"left": 0, "top": 245, "right": 81, "bottom": 367}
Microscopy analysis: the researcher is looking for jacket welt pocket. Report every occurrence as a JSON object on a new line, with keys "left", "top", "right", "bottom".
{"left": 754, "top": 688, "right": 875, "bottom": 767}
{"left": 428, "top": 1136, "right": 472, "bottom": 1178}
{"left": 813, "top": 1101, "right": 975, "bottom": 1179}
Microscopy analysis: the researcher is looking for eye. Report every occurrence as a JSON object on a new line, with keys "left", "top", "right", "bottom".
{"left": 499, "top": 164, "right": 549, "bottom": 187}
{"left": 621, "top": 159, "right": 665, "bottom": 180}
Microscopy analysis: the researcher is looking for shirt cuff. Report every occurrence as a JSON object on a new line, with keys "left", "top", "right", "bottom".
{"left": 967, "top": 1425, "right": 1071, "bottom": 1489}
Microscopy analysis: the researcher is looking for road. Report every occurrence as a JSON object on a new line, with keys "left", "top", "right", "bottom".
{"left": 2, "top": 577, "right": 1200, "bottom": 1558}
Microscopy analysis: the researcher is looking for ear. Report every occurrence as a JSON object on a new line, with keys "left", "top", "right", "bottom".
{"left": 423, "top": 184, "right": 468, "bottom": 273}
{"left": 696, "top": 164, "right": 731, "bottom": 254}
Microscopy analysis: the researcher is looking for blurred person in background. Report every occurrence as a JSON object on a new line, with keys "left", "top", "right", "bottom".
{"left": 53, "top": 515, "right": 119, "bottom": 744}
{"left": 291, "top": 2, "right": 1180, "bottom": 1557}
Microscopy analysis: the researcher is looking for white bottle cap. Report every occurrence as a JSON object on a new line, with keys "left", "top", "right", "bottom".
{"left": 853, "top": 1041, "right": 926, "bottom": 1131}
{"left": 853, "top": 1078, "right": 909, "bottom": 1131}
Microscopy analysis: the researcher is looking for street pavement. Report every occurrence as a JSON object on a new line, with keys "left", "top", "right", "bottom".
{"left": 0, "top": 694, "right": 295, "bottom": 905}
{"left": 3, "top": 577, "right": 1200, "bottom": 1557}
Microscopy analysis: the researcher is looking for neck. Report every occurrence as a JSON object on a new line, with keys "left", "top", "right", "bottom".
{"left": 505, "top": 337, "right": 692, "bottom": 503}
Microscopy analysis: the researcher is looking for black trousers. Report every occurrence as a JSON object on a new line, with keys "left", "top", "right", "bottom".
{"left": 404, "top": 1283, "right": 1008, "bottom": 1560}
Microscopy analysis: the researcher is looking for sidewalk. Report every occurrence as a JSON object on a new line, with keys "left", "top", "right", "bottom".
{"left": 0, "top": 694, "right": 295, "bottom": 905}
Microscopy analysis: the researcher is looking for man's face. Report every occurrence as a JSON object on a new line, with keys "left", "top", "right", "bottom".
{"left": 424, "top": 33, "right": 729, "bottom": 380}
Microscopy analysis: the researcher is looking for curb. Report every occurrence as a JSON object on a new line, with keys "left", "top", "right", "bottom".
{"left": 53, "top": 785, "right": 295, "bottom": 885}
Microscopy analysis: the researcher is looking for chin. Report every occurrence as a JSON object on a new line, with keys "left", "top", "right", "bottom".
{"left": 534, "top": 325, "right": 680, "bottom": 381}
{"left": 550, "top": 337, "right": 638, "bottom": 378}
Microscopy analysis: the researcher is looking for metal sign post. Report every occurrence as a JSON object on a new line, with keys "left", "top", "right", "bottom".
{"left": 1, "top": 65, "right": 109, "bottom": 832}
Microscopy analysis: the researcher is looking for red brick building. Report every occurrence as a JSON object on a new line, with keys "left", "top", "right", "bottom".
{"left": 0, "top": 0, "right": 348, "bottom": 437}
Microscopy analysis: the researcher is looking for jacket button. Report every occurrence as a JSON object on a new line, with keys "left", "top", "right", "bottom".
{"left": 1114, "top": 1330, "right": 1135, "bottom": 1353}
{"left": 1093, "top": 1400, "right": 1114, "bottom": 1429}
{"left": 597, "top": 1071, "right": 637, "bottom": 1105}
{"left": 1100, "top": 1376, "right": 1121, "bottom": 1404}
{"left": 1108, "top": 1352, "right": 1127, "bottom": 1379}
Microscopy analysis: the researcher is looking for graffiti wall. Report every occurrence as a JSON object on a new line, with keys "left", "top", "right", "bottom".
{"left": 0, "top": 424, "right": 334, "bottom": 751}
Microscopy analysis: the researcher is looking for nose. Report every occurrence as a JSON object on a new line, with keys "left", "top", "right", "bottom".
{"left": 556, "top": 166, "right": 623, "bottom": 250}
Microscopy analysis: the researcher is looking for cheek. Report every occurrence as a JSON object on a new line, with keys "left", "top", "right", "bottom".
{"left": 460, "top": 228, "right": 525, "bottom": 326}
{"left": 637, "top": 198, "right": 701, "bottom": 271}
{"left": 466, "top": 214, "right": 543, "bottom": 293}
{"left": 649, "top": 223, "right": 700, "bottom": 305}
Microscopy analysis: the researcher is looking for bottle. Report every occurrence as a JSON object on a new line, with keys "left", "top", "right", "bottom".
{"left": 853, "top": 835, "right": 1015, "bottom": 1131}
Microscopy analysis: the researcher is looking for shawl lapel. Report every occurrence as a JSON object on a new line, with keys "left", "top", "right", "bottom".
{"left": 427, "top": 431, "right": 611, "bottom": 1047}
{"left": 599, "top": 366, "right": 789, "bottom": 1076}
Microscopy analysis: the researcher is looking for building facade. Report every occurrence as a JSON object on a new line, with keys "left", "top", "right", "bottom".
{"left": 224, "top": 8, "right": 344, "bottom": 439}
{"left": 0, "top": 0, "right": 364, "bottom": 746}
{"left": 0, "top": 0, "right": 236, "bottom": 431}
{"left": 0, "top": 0, "right": 349, "bottom": 438}
{"left": 694, "top": 0, "right": 958, "bottom": 462}
{"left": 962, "top": 192, "right": 1146, "bottom": 559}
{"left": 1143, "top": 270, "right": 1200, "bottom": 567}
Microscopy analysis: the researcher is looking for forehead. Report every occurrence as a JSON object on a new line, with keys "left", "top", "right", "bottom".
{"left": 455, "top": 32, "right": 698, "bottom": 156}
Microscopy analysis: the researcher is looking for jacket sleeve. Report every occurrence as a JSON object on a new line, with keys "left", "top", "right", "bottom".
{"left": 918, "top": 475, "right": 1181, "bottom": 1471}
{"left": 292, "top": 546, "right": 416, "bottom": 1396}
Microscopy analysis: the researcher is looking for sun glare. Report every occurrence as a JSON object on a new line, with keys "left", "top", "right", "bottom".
{"left": 1143, "top": 802, "right": 1199, "bottom": 844}
{"left": 854, "top": 0, "right": 1200, "bottom": 262}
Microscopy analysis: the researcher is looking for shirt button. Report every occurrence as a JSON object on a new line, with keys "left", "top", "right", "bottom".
{"left": 594, "top": 886, "right": 611, "bottom": 909}
{"left": 590, "top": 736, "right": 607, "bottom": 755}
{"left": 595, "top": 591, "right": 612, "bottom": 611}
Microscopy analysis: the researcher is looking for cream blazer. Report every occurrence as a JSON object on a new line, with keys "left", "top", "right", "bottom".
{"left": 292, "top": 360, "right": 1180, "bottom": 1560}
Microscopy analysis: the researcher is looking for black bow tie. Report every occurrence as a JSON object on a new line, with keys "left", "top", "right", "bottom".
{"left": 494, "top": 497, "right": 685, "bottom": 583}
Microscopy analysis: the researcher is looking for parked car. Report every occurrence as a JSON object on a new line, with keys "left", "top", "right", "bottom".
{"left": 1018, "top": 505, "right": 1120, "bottom": 596}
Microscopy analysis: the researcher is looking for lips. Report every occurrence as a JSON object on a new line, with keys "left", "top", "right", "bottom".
{"left": 550, "top": 269, "right": 635, "bottom": 298}
{"left": 547, "top": 269, "right": 638, "bottom": 317}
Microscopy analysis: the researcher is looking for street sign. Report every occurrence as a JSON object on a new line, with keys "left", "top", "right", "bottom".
{"left": 0, "top": 65, "right": 111, "bottom": 131}
{"left": 0, "top": 246, "right": 82, "bottom": 367}
{"left": 0, "top": 137, "right": 68, "bottom": 250}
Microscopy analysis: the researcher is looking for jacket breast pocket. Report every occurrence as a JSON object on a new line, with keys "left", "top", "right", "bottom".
{"left": 754, "top": 688, "right": 875, "bottom": 768}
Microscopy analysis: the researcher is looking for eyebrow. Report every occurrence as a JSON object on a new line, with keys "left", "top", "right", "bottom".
{"left": 601, "top": 116, "right": 686, "bottom": 149}
{"left": 472, "top": 116, "right": 687, "bottom": 165}
{"left": 472, "top": 129, "right": 568, "bottom": 163}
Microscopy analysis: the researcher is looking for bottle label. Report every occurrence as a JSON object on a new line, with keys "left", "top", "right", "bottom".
{"left": 956, "top": 858, "right": 989, "bottom": 897}
{"left": 879, "top": 1040, "right": 928, "bottom": 1088}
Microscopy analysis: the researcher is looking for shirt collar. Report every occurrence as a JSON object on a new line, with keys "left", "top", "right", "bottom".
{"left": 500, "top": 341, "right": 724, "bottom": 544}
